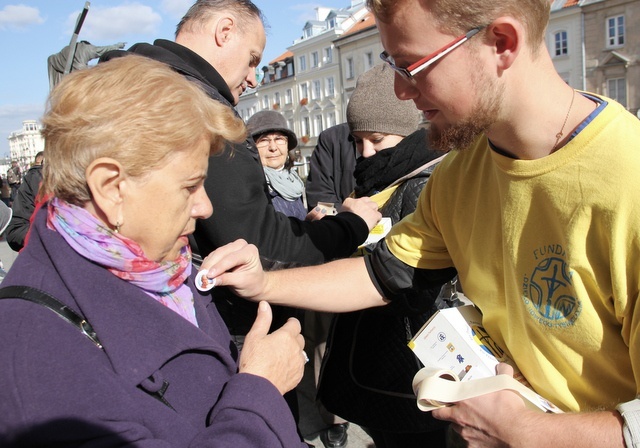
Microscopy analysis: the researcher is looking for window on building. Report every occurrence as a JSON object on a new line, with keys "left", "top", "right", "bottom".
{"left": 324, "top": 47, "right": 333, "bottom": 63}
{"left": 346, "top": 57, "right": 354, "bottom": 79}
{"left": 312, "top": 51, "right": 319, "bottom": 68}
{"left": 302, "top": 116, "right": 310, "bottom": 136}
{"left": 327, "top": 111, "right": 336, "bottom": 128}
{"left": 364, "top": 52, "right": 373, "bottom": 70}
{"left": 554, "top": 31, "right": 568, "bottom": 57}
{"left": 329, "top": 18, "right": 336, "bottom": 29}
{"left": 285, "top": 88, "right": 293, "bottom": 104}
{"left": 274, "top": 92, "right": 281, "bottom": 106}
{"left": 312, "top": 80, "right": 322, "bottom": 99}
{"left": 300, "top": 83, "right": 308, "bottom": 100}
{"left": 299, "top": 55, "right": 307, "bottom": 71}
{"left": 607, "top": 15, "right": 625, "bottom": 47}
{"left": 326, "top": 77, "right": 335, "bottom": 97}
{"left": 607, "top": 77, "right": 627, "bottom": 108}
{"left": 262, "top": 95, "right": 269, "bottom": 110}
{"left": 315, "top": 115, "right": 324, "bottom": 136}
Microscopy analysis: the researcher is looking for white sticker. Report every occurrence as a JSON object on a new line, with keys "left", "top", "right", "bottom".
{"left": 195, "top": 270, "right": 216, "bottom": 291}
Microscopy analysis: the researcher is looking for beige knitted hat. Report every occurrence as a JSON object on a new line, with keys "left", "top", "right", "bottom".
{"left": 347, "top": 63, "right": 421, "bottom": 137}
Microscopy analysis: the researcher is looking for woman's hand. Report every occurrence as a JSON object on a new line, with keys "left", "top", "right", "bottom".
{"left": 339, "top": 197, "right": 381, "bottom": 230}
{"left": 239, "top": 301, "right": 306, "bottom": 395}
{"left": 305, "top": 202, "right": 336, "bottom": 221}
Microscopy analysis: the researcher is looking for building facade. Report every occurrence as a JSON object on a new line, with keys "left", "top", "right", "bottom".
{"left": 237, "top": 0, "right": 369, "bottom": 166}
{"left": 239, "top": 0, "right": 640, "bottom": 172}
{"left": 7, "top": 120, "right": 45, "bottom": 175}
{"left": 333, "top": 11, "right": 383, "bottom": 115}
{"left": 548, "top": 0, "right": 585, "bottom": 88}
{"left": 581, "top": 0, "right": 640, "bottom": 117}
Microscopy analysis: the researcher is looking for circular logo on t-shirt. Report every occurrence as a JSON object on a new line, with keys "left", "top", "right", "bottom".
{"left": 522, "top": 250, "right": 581, "bottom": 328}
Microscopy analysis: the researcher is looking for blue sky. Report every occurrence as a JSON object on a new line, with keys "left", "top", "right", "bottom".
{"left": 0, "top": 0, "right": 349, "bottom": 156}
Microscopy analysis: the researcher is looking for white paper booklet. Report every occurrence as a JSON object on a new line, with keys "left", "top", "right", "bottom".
{"left": 408, "top": 305, "right": 562, "bottom": 413}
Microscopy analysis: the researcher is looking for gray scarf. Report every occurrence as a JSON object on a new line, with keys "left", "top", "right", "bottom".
{"left": 263, "top": 166, "right": 305, "bottom": 201}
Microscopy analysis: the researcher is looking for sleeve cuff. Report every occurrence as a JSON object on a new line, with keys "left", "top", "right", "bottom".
{"left": 617, "top": 397, "right": 640, "bottom": 447}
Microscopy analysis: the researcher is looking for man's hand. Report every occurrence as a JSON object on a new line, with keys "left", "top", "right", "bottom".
{"left": 239, "top": 301, "right": 306, "bottom": 394}
{"left": 338, "top": 197, "right": 381, "bottom": 230}
{"left": 432, "top": 363, "right": 530, "bottom": 447}
{"left": 199, "top": 239, "right": 267, "bottom": 301}
{"left": 433, "top": 361, "right": 627, "bottom": 447}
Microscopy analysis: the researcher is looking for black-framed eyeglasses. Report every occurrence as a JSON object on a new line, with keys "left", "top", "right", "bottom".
{"left": 380, "top": 26, "right": 484, "bottom": 82}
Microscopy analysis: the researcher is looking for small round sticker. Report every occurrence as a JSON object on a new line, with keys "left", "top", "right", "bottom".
{"left": 196, "top": 270, "right": 216, "bottom": 291}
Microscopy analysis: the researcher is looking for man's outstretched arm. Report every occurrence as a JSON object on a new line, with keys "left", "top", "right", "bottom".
{"left": 202, "top": 238, "right": 456, "bottom": 314}
{"left": 204, "top": 239, "right": 385, "bottom": 312}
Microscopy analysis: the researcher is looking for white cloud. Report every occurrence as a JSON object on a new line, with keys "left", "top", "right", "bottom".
{"left": 0, "top": 103, "right": 45, "bottom": 156}
{"left": 0, "top": 103, "right": 44, "bottom": 123}
{"left": 66, "top": 3, "right": 163, "bottom": 41}
{"left": 161, "top": 0, "right": 192, "bottom": 20}
{"left": 0, "top": 4, "right": 45, "bottom": 31}
{"left": 290, "top": 3, "right": 324, "bottom": 24}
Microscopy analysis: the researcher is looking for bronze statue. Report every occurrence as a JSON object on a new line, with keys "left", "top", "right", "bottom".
{"left": 47, "top": 40, "right": 125, "bottom": 90}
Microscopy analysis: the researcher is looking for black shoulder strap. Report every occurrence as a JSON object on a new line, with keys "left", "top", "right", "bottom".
{"left": 0, "top": 285, "right": 103, "bottom": 349}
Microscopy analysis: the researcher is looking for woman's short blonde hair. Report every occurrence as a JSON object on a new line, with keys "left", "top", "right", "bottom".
{"left": 41, "top": 54, "right": 246, "bottom": 206}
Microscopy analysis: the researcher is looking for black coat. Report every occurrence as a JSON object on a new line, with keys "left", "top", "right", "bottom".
{"left": 319, "top": 129, "right": 449, "bottom": 437}
{"left": 101, "top": 41, "right": 368, "bottom": 334}
{"left": 6, "top": 164, "right": 42, "bottom": 251}
{"left": 305, "top": 123, "right": 357, "bottom": 210}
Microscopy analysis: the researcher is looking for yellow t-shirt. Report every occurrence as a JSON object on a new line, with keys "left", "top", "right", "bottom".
{"left": 386, "top": 96, "right": 640, "bottom": 412}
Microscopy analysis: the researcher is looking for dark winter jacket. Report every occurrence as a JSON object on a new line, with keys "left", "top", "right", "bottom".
{"left": 270, "top": 192, "right": 307, "bottom": 221}
{"left": 101, "top": 40, "right": 368, "bottom": 335}
{"left": 319, "top": 128, "right": 449, "bottom": 434}
{"left": 0, "top": 206, "right": 307, "bottom": 448}
{"left": 305, "top": 123, "right": 357, "bottom": 210}
{"left": 267, "top": 179, "right": 307, "bottom": 222}
{"left": 6, "top": 163, "right": 42, "bottom": 251}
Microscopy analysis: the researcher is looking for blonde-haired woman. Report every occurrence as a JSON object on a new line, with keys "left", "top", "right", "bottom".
{"left": 0, "top": 55, "right": 308, "bottom": 447}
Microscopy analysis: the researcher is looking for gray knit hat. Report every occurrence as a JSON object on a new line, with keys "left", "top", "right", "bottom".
{"left": 347, "top": 63, "right": 421, "bottom": 137}
{"left": 246, "top": 110, "right": 297, "bottom": 150}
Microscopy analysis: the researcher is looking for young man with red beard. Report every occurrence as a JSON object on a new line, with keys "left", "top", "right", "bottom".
{"left": 203, "top": 1, "right": 640, "bottom": 447}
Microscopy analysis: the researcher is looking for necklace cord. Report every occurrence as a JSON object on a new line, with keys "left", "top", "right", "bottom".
{"left": 553, "top": 89, "right": 576, "bottom": 151}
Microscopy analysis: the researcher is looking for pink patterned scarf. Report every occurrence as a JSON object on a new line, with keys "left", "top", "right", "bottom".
{"left": 47, "top": 197, "right": 198, "bottom": 327}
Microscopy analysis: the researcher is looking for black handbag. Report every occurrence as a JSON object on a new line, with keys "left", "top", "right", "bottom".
{"left": 317, "top": 308, "right": 447, "bottom": 433}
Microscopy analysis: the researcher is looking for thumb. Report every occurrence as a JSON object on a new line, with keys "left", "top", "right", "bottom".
{"left": 247, "top": 301, "right": 272, "bottom": 339}
{"left": 496, "top": 362, "right": 514, "bottom": 376}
